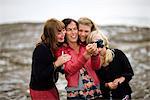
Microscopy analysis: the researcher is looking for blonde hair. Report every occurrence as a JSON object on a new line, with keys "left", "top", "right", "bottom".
{"left": 86, "top": 30, "right": 109, "bottom": 48}
{"left": 78, "top": 17, "right": 98, "bottom": 32}
{"left": 86, "top": 30, "right": 114, "bottom": 66}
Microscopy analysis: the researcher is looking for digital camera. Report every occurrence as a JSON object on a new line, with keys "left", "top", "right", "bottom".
{"left": 95, "top": 39, "right": 104, "bottom": 48}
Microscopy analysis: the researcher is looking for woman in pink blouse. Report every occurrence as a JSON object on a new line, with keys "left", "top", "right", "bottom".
{"left": 55, "top": 18, "right": 102, "bottom": 99}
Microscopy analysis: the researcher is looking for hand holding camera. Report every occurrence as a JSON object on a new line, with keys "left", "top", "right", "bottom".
{"left": 86, "top": 43, "right": 97, "bottom": 55}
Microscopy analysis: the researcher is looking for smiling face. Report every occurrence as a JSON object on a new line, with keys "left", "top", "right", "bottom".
{"left": 56, "top": 28, "right": 66, "bottom": 43}
{"left": 65, "top": 21, "right": 78, "bottom": 44}
{"left": 78, "top": 24, "right": 91, "bottom": 42}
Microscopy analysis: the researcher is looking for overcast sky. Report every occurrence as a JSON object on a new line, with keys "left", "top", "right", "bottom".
{"left": 0, "top": 0, "right": 150, "bottom": 25}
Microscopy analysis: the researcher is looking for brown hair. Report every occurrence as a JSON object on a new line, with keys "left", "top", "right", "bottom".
{"left": 37, "top": 18, "right": 65, "bottom": 50}
{"left": 62, "top": 18, "right": 79, "bottom": 44}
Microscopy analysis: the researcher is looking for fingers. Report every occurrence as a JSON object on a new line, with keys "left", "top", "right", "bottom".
{"left": 113, "top": 79, "right": 120, "bottom": 84}
{"left": 55, "top": 54, "right": 71, "bottom": 67}
{"left": 62, "top": 54, "right": 71, "bottom": 63}
{"left": 86, "top": 43, "right": 97, "bottom": 55}
{"left": 108, "top": 82, "right": 118, "bottom": 90}
{"left": 113, "top": 77, "right": 125, "bottom": 84}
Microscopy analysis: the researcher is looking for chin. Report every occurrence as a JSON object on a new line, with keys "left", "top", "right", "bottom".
{"left": 58, "top": 40, "right": 64, "bottom": 43}
{"left": 81, "top": 39, "right": 85, "bottom": 42}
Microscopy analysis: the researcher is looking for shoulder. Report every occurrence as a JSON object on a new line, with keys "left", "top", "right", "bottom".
{"left": 54, "top": 45, "right": 66, "bottom": 57}
{"left": 34, "top": 43, "right": 43, "bottom": 52}
{"left": 111, "top": 48, "right": 124, "bottom": 54}
{"left": 33, "top": 43, "right": 51, "bottom": 56}
{"left": 111, "top": 48, "right": 127, "bottom": 60}
{"left": 34, "top": 43, "right": 47, "bottom": 52}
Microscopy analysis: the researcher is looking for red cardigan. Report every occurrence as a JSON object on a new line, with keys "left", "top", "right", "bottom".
{"left": 55, "top": 45, "right": 101, "bottom": 88}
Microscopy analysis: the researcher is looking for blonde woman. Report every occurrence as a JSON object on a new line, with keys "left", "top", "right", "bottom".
{"left": 86, "top": 30, "right": 134, "bottom": 99}
{"left": 78, "top": 17, "right": 98, "bottom": 46}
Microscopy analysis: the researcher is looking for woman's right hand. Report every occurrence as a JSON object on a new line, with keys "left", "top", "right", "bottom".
{"left": 84, "top": 43, "right": 96, "bottom": 59}
{"left": 86, "top": 43, "right": 97, "bottom": 55}
{"left": 107, "top": 82, "right": 118, "bottom": 90}
{"left": 54, "top": 54, "right": 71, "bottom": 68}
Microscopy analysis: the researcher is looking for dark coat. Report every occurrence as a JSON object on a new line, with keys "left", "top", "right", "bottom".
{"left": 30, "top": 43, "right": 58, "bottom": 90}
{"left": 96, "top": 49, "right": 134, "bottom": 99}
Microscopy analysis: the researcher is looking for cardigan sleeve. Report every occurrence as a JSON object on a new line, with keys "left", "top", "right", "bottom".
{"left": 117, "top": 49, "right": 134, "bottom": 83}
{"left": 64, "top": 53, "right": 88, "bottom": 75}
{"left": 32, "top": 44, "right": 55, "bottom": 81}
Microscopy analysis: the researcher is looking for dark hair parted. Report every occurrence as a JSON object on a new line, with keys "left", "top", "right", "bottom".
{"left": 62, "top": 18, "right": 79, "bottom": 30}
{"left": 39, "top": 18, "right": 65, "bottom": 50}
{"left": 62, "top": 18, "right": 80, "bottom": 44}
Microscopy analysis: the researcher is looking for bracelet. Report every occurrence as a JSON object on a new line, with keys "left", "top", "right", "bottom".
{"left": 53, "top": 62, "right": 57, "bottom": 69}
{"left": 105, "top": 83, "right": 109, "bottom": 87}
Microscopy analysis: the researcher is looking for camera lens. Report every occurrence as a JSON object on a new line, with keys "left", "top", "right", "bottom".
{"left": 96, "top": 39, "right": 104, "bottom": 48}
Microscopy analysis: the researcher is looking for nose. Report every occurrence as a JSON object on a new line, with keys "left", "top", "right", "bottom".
{"left": 61, "top": 32, "right": 65, "bottom": 37}
{"left": 71, "top": 29, "right": 78, "bottom": 34}
{"left": 80, "top": 32, "right": 85, "bottom": 36}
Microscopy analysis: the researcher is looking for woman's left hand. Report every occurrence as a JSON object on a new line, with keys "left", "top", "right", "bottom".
{"left": 113, "top": 76, "right": 125, "bottom": 84}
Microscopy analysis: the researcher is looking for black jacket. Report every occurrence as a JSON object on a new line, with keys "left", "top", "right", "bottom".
{"left": 96, "top": 49, "right": 134, "bottom": 99}
{"left": 30, "top": 43, "right": 58, "bottom": 90}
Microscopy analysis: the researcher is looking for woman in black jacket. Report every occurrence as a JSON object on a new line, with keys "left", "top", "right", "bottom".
{"left": 86, "top": 30, "right": 134, "bottom": 100}
{"left": 29, "top": 18, "right": 71, "bottom": 100}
